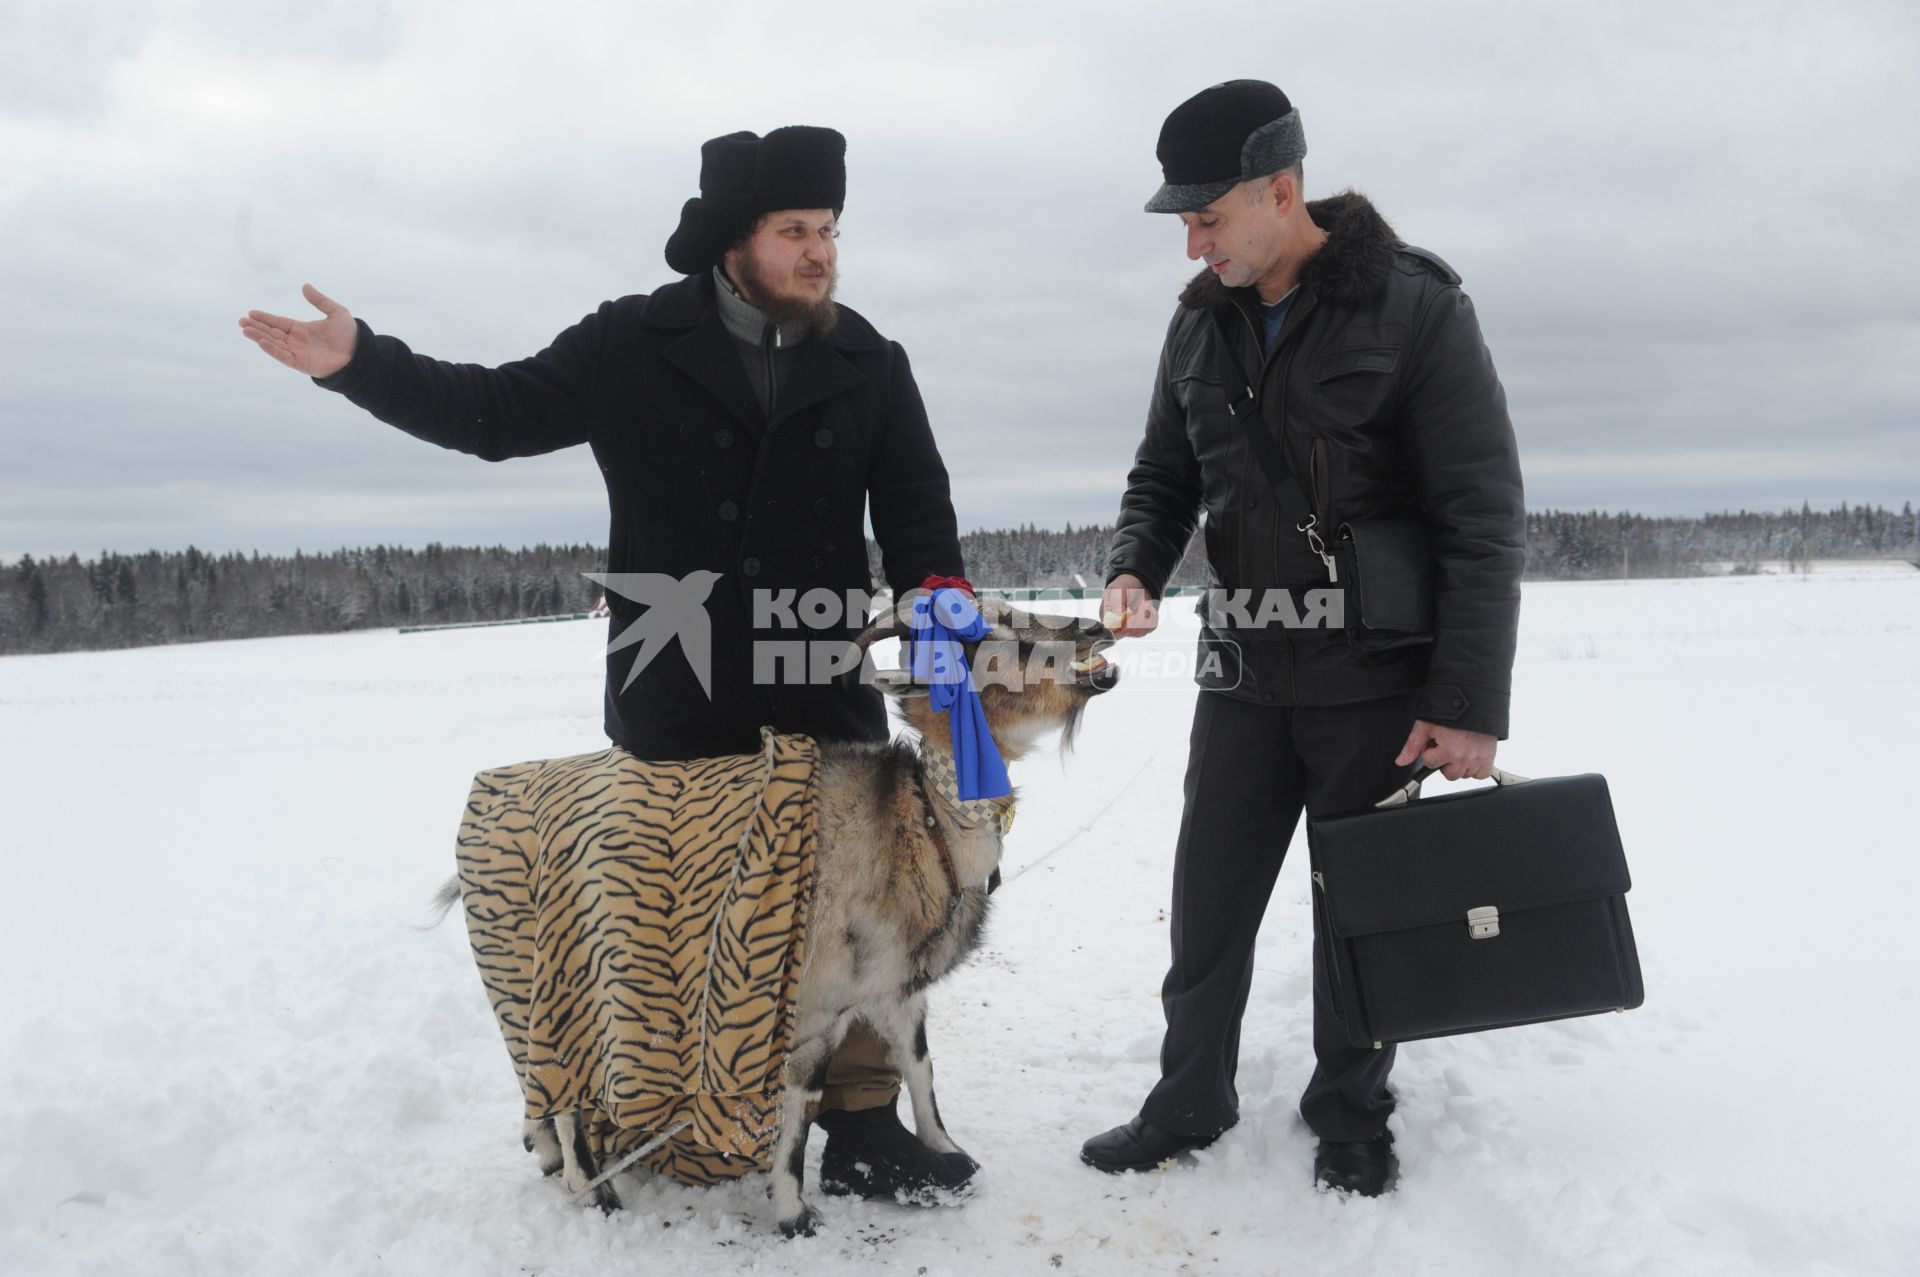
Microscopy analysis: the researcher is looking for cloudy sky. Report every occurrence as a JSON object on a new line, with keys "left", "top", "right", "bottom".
{"left": 2, "top": 0, "right": 1915, "bottom": 562}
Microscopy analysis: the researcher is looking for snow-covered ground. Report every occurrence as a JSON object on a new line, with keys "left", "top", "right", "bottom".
{"left": 2, "top": 565, "right": 1917, "bottom": 1276}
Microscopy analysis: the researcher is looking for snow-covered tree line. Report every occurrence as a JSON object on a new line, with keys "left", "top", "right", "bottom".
{"left": 0, "top": 543, "right": 604, "bottom": 655}
{"left": 933, "top": 504, "right": 1920, "bottom": 589}
{"left": 3, "top": 503, "right": 1914, "bottom": 655}
{"left": 1522, "top": 503, "right": 1920, "bottom": 579}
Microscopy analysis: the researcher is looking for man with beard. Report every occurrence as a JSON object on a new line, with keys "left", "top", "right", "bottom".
{"left": 239, "top": 125, "right": 977, "bottom": 1204}
{"left": 1080, "top": 81, "right": 1524, "bottom": 1196}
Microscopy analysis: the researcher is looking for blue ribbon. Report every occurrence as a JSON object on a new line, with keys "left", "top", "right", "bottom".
{"left": 907, "top": 588, "right": 1012, "bottom": 801}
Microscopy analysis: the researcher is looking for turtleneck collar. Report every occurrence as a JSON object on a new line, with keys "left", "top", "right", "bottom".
{"left": 712, "top": 265, "right": 808, "bottom": 349}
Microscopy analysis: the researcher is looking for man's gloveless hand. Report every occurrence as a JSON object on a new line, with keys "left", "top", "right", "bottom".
{"left": 238, "top": 283, "right": 358, "bottom": 379}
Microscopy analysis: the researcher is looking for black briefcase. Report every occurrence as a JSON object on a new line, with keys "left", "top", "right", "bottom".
{"left": 1307, "top": 767, "right": 1643, "bottom": 1049}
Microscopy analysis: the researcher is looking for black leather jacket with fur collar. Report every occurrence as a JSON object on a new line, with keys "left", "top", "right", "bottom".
{"left": 1106, "top": 193, "right": 1525, "bottom": 737}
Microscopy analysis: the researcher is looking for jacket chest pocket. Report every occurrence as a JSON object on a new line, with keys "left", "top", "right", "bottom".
{"left": 1174, "top": 372, "right": 1240, "bottom": 507}
{"left": 1310, "top": 342, "right": 1402, "bottom": 434}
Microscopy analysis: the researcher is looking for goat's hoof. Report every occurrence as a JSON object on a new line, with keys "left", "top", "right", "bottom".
{"left": 589, "top": 1182, "right": 624, "bottom": 1215}
{"left": 525, "top": 1120, "right": 563, "bottom": 1177}
{"left": 777, "top": 1203, "right": 822, "bottom": 1238}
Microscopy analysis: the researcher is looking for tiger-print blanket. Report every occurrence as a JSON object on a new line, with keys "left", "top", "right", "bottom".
{"left": 453, "top": 729, "right": 820, "bottom": 1185}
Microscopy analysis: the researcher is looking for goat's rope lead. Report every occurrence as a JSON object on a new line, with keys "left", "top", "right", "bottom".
{"left": 571, "top": 1120, "right": 693, "bottom": 1200}
{"left": 1000, "top": 746, "right": 1162, "bottom": 887}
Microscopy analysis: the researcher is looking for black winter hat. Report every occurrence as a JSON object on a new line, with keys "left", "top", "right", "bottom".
{"left": 664, "top": 125, "right": 847, "bottom": 275}
{"left": 1145, "top": 80, "right": 1306, "bottom": 214}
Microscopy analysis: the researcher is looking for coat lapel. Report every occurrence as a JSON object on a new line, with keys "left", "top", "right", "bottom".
{"left": 771, "top": 336, "right": 865, "bottom": 429}
{"left": 663, "top": 308, "right": 768, "bottom": 438}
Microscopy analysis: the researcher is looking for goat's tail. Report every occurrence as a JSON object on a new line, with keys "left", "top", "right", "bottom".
{"left": 413, "top": 876, "right": 464, "bottom": 931}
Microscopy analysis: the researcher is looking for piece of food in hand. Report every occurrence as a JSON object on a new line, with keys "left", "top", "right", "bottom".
{"left": 1101, "top": 609, "right": 1129, "bottom": 631}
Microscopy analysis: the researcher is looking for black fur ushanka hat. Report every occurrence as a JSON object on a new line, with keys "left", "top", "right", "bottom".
{"left": 664, "top": 125, "right": 846, "bottom": 275}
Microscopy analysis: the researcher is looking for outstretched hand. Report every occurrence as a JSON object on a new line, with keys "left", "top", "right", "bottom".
{"left": 1395, "top": 719, "right": 1498, "bottom": 781}
{"left": 1099, "top": 574, "right": 1159, "bottom": 638}
{"left": 238, "top": 283, "right": 357, "bottom": 378}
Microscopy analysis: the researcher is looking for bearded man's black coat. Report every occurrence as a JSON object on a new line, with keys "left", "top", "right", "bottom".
{"left": 317, "top": 270, "right": 963, "bottom": 759}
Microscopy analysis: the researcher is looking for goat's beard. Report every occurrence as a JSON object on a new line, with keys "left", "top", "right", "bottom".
{"left": 734, "top": 252, "right": 839, "bottom": 338}
{"left": 1057, "top": 695, "right": 1088, "bottom": 755}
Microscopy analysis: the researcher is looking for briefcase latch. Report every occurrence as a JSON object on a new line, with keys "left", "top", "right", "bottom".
{"left": 1467, "top": 905, "right": 1500, "bottom": 940}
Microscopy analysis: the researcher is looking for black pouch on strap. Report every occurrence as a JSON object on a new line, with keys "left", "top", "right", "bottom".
{"left": 1335, "top": 517, "right": 1435, "bottom": 652}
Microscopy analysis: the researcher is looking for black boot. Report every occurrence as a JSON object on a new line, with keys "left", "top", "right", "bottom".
{"left": 815, "top": 1104, "right": 978, "bottom": 1205}
{"left": 1079, "top": 1116, "right": 1229, "bottom": 1173}
{"left": 1314, "top": 1130, "right": 1398, "bottom": 1197}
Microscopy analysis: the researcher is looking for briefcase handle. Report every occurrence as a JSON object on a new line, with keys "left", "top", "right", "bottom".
{"left": 1375, "top": 765, "right": 1531, "bottom": 809}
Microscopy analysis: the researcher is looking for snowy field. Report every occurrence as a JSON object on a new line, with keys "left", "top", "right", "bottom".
{"left": 2, "top": 564, "right": 1918, "bottom": 1276}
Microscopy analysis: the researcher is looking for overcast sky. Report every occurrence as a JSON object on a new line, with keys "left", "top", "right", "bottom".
{"left": 2, "top": 0, "right": 1915, "bottom": 562}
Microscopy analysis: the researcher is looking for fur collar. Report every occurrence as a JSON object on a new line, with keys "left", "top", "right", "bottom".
{"left": 1177, "top": 190, "right": 1399, "bottom": 313}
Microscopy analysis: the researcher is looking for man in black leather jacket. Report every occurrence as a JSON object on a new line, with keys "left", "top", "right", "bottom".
{"left": 1081, "top": 80, "right": 1525, "bottom": 1196}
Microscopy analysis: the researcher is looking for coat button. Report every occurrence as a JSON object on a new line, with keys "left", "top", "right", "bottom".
{"left": 814, "top": 428, "right": 834, "bottom": 449}
{"left": 1451, "top": 694, "right": 1466, "bottom": 711}
{"left": 714, "top": 428, "right": 735, "bottom": 450}
{"left": 740, "top": 557, "right": 761, "bottom": 577}
{"left": 718, "top": 500, "right": 739, "bottom": 523}
{"left": 812, "top": 497, "right": 829, "bottom": 517}
{"left": 807, "top": 556, "right": 824, "bottom": 573}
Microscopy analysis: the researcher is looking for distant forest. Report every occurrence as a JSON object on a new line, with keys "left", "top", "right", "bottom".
{"left": 3, "top": 503, "right": 1915, "bottom": 656}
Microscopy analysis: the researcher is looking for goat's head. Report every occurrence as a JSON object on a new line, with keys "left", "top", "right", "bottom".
{"left": 851, "top": 592, "right": 1118, "bottom": 762}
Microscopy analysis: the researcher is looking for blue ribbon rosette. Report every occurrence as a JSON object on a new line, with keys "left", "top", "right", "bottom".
{"left": 906, "top": 588, "right": 1012, "bottom": 801}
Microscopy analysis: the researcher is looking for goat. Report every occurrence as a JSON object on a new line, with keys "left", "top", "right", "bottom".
{"left": 440, "top": 593, "right": 1118, "bottom": 1236}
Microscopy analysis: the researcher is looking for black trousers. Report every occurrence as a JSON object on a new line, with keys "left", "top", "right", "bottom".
{"left": 1141, "top": 688, "right": 1422, "bottom": 1143}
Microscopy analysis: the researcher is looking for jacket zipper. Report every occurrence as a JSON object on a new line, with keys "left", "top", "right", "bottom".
{"left": 763, "top": 325, "right": 780, "bottom": 421}
{"left": 1229, "top": 302, "right": 1307, "bottom": 702}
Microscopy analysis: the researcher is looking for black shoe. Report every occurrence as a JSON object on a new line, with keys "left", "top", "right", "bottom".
{"left": 1314, "top": 1130, "right": 1398, "bottom": 1197}
{"left": 815, "top": 1104, "right": 978, "bottom": 1205}
{"left": 1079, "top": 1116, "right": 1228, "bottom": 1173}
